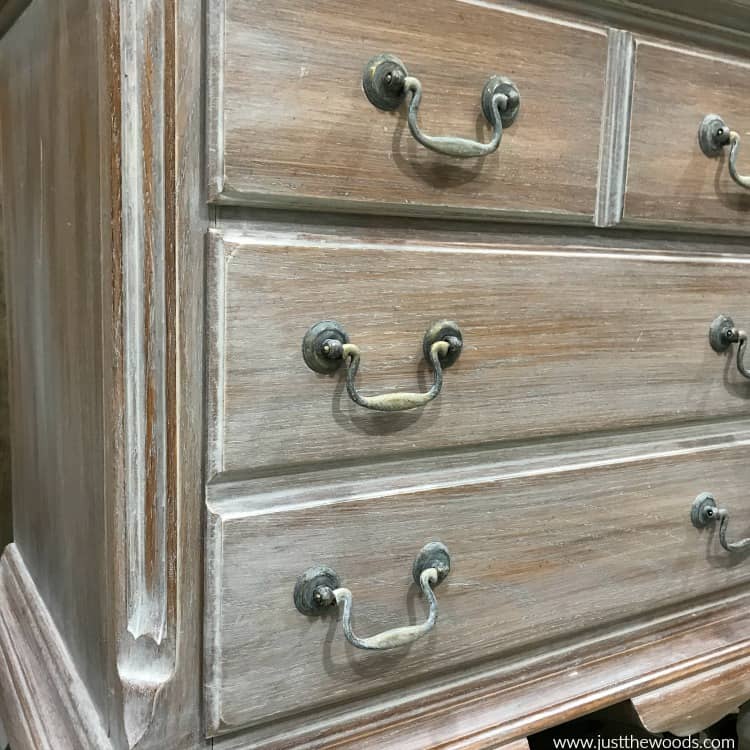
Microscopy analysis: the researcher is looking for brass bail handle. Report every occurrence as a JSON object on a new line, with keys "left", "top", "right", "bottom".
{"left": 294, "top": 542, "right": 451, "bottom": 651}
{"left": 708, "top": 314, "right": 750, "bottom": 380}
{"left": 698, "top": 115, "right": 750, "bottom": 190}
{"left": 363, "top": 53, "right": 520, "bottom": 159}
{"left": 302, "top": 319, "right": 463, "bottom": 412}
{"left": 692, "top": 493, "right": 750, "bottom": 554}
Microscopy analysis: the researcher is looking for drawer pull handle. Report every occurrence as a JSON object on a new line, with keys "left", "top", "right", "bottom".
{"left": 698, "top": 115, "right": 750, "bottom": 190}
{"left": 363, "top": 53, "right": 520, "bottom": 159}
{"left": 293, "top": 542, "right": 451, "bottom": 651}
{"left": 692, "top": 493, "right": 750, "bottom": 553}
{"left": 709, "top": 314, "right": 750, "bottom": 379}
{"left": 302, "top": 319, "right": 463, "bottom": 412}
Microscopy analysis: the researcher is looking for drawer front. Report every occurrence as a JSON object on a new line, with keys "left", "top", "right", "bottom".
{"left": 208, "top": 0, "right": 607, "bottom": 220}
{"left": 625, "top": 40, "right": 750, "bottom": 231}
{"left": 205, "top": 432, "right": 750, "bottom": 735}
{"left": 207, "top": 229, "right": 750, "bottom": 478}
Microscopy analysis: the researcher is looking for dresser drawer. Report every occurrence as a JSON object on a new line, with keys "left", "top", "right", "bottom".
{"left": 625, "top": 40, "right": 750, "bottom": 232}
{"left": 207, "top": 228, "right": 750, "bottom": 478}
{"left": 207, "top": 0, "right": 607, "bottom": 221}
{"left": 205, "top": 429, "right": 750, "bottom": 736}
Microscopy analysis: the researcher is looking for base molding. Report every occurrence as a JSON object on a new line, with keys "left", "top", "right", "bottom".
{"left": 631, "top": 652, "right": 750, "bottom": 736}
{"left": 0, "top": 543, "right": 112, "bottom": 749}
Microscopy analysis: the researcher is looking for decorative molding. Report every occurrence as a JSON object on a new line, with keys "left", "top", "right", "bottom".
{"left": 115, "top": 0, "right": 178, "bottom": 745}
{"left": 536, "top": 0, "right": 750, "bottom": 58}
{"left": 0, "top": 544, "right": 112, "bottom": 750}
{"left": 206, "top": 229, "right": 227, "bottom": 481}
{"left": 595, "top": 29, "right": 634, "bottom": 227}
{"left": 206, "top": 0, "right": 225, "bottom": 201}
{"left": 120, "top": 0, "right": 174, "bottom": 648}
{"left": 631, "top": 651, "right": 750, "bottom": 736}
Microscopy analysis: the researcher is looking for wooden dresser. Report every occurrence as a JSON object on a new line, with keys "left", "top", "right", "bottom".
{"left": 2, "top": 0, "right": 750, "bottom": 748}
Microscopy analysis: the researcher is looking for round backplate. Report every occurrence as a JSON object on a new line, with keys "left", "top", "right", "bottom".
{"left": 293, "top": 566, "right": 341, "bottom": 616}
{"left": 691, "top": 493, "right": 718, "bottom": 529}
{"left": 709, "top": 314, "right": 735, "bottom": 353}
{"left": 698, "top": 114, "right": 730, "bottom": 157}
{"left": 302, "top": 320, "right": 349, "bottom": 373}
{"left": 362, "top": 53, "right": 408, "bottom": 111}
{"left": 412, "top": 542, "right": 451, "bottom": 586}
{"left": 422, "top": 320, "right": 463, "bottom": 368}
{"left": 481, "top": 75, "right": 520, "bottom": 128}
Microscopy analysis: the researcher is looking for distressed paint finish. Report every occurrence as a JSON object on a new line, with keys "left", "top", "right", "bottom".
{"left": 114, "top": 0, "right": 179, "bottom": 744}
{"left": 0, "top": 0, "right": 206, "bottom": 746}
{"left": 214, "top": 590, "right": 750, "bottom": 750}
{"left": 205, "top": 423, "right": 750, "bottom": 736}
{"left": 207, "top": 228, "right": 750, "bottom": 478}
{"left": 108, "top": 0, "right": 206, "bottom": 747}
{"left": 207, "top": 0, "right": 608, "bottom": 222}
{"left": 4, "top": 0, "right": 750, "bottom": 747}
{"left": 625, "top": 39, "right": 750, "bottom": 232}
{"left": 0, "top": 0, "right": 113, "bottom": 726}
{"left": 0, "top": 545, "right": 113, "bottom": 749}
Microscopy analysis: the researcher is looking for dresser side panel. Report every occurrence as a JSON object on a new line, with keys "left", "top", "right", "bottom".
{"left": 0, "top": 0, "right": 114, "bottom": 726}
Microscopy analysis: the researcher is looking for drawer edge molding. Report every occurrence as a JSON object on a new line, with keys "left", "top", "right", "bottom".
{"left": 594, "top": 28, "right": 634, "bottom": 228}
{"left": 206, "top": 0, "right": 225, "bottom": 202}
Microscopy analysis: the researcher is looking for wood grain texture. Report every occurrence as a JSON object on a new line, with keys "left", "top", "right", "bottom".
{"left": 0, "top": 0, "right": 113, "bottom": 723}
{"left": 0, "top": 544, "right": 112, "bottom": 749}
{"left": 208, "top": 228, "right": 750, "bottom": 478}
{"left": 208, "top": 0, "right": 607, "bottom": 222}
{"left": 206, "top": 423, "right": 750, "bottom": 736}
{"left": 111, "top": 0, "right": 182, "bottom": 743}
{"left": 625, "top": 39, "right": 750, "bottom": 232}
{"left": 105, "top": 0, "right": 207, "bottom": 747}
{"left": 214, "top": 589, "right": 750, "bottom": 750}
{"left": 0, "top": 0, "right": 207, "bottom": 746}
{"left": 631, "top": 653, "right": 750, "bottom": 736}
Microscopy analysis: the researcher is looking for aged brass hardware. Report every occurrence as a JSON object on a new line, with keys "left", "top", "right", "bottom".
{"left": 302, "top": 319, "right": 463, "bottom": 412}
{"left": 692, "top": 493, "right": 750, "bottom": 553}
{"left": 698, "top": 115, "right": 750, "bottom": 190}
{"left": 709, "top": 314, "right": 750, "bottom": 379}
{"left": 293, "top": 542, "right": 450, "bottom": 651}
{"left": 363, "top": 53, "right": 520, "bottom": 159}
